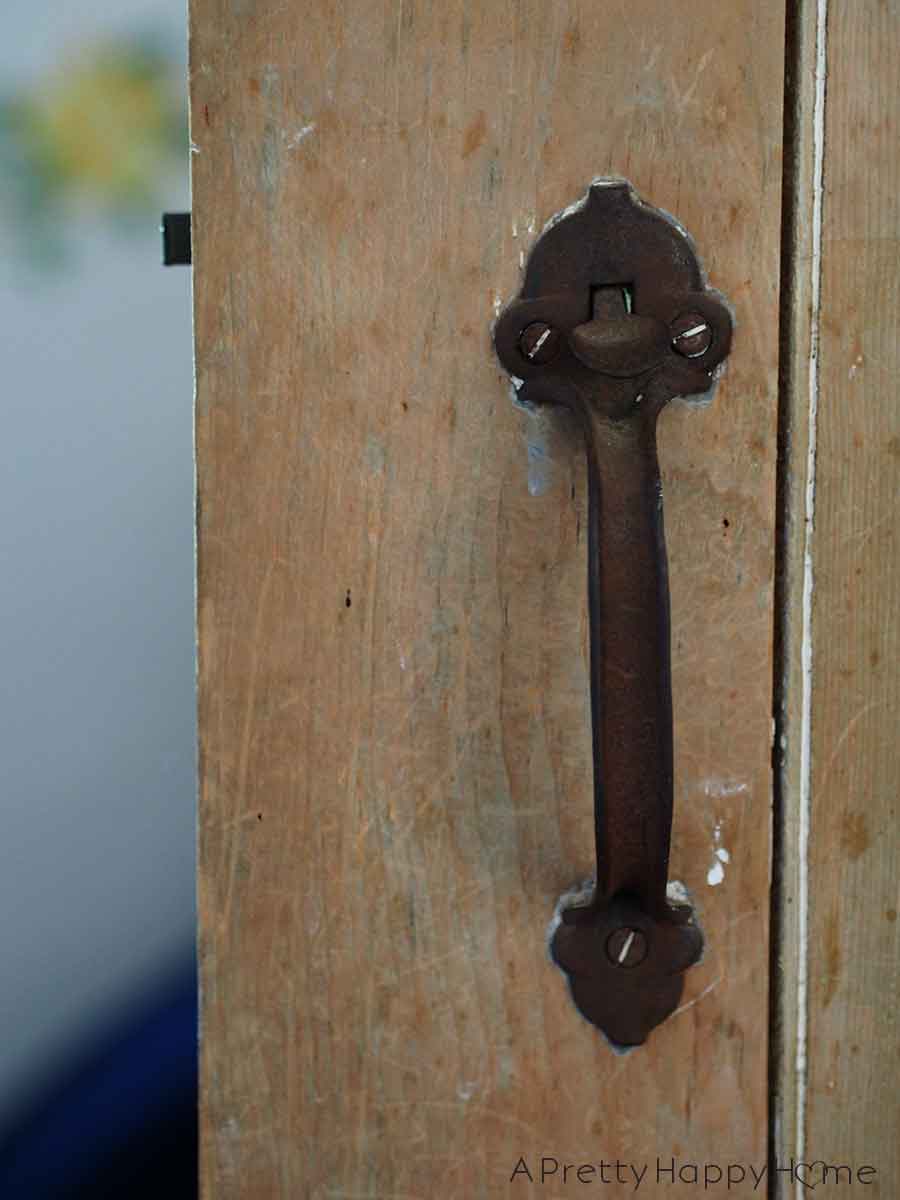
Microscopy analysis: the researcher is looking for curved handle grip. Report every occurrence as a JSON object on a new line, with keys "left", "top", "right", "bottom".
{"left": 493, "top": 183, "right": 733, "bottom": 1046}
{"left": 582, "top": 400, "right": 674, "bottom": 914}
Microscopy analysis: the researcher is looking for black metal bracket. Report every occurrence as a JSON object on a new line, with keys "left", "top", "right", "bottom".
{"left": 161, "top": 212, "right": 192, "bottom": 266}
{"left": 493, "top": 181, "right": 733, "bottom": 1047}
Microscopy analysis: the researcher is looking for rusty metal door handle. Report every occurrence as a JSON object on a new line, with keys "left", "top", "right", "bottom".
{"left": 493, "top": 182, "right": 733, "bottom": 1047}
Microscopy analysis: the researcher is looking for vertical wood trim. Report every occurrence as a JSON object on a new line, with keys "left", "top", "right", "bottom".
{"left": 777, "top": 1, "right": 900, "bottom": 1192}
{"left": 772, "top": 0, "right": 822, "bottom": 1186}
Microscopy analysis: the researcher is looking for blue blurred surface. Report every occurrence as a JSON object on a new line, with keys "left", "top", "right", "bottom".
{"left": 0, "top": 0, "right": 196, "bottom": 1191}
{"left": 0, "top": 956, "right": 196, "bottom": 1199}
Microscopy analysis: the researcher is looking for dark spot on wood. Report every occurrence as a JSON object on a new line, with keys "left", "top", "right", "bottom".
{"left": 562, "top": 21, "right": 581, "bottom": 55}
{"left": 723, "top": 517, "right": 730, "bottom": 529}
{"left": 257, "top": 812, "right": 263, "bottom": 821}
{"left": 823, "top": 906, "right": 841, "bottom": 1009}
{"left": 839, "top": 810, "right": 870, "bottom": 860}
{"left": 887, "top": 908, "right": 897, "bottom": 923}
{"left": 887, "top": 434, "right": 900, "bottom": 458}
{"left": 204, "top": 104, "right": 211, "bottom": 127}
{"left": 460, "top": 12, "right": 471, "bottom": 54}
{"left": 407, "top": 892, "right": 417, "bottom": 943}
{"left": 482, "top": 156, "right": 502, "bottom": 199}
{"left": 345, "top": 589, "right": 352, "bottom": 608}
{"left": 462, "top": 110, "right": 487, "bottom": 158}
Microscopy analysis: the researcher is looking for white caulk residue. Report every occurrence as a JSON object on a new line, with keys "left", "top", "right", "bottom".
{"left": 796, "top": 4, "right": 830, "bottom": 1186}
{"left": 704, "top": 778, "right": 749, "bottom": 800}
{"left": 523, "top": 406, "right": 554, "bottom": 496}
{"left": 284, "top": 123, "right": 316, "bottom": 149}
{"left": 706, "top": 820, "right": 731, "bottom": 887}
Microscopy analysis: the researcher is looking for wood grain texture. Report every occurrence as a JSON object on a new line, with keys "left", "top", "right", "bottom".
{"left": 799, "top": 2, "right": 900, "bottom": 1190}
{"left": 191, "top": 3, "right": 785, "bottom": 1195}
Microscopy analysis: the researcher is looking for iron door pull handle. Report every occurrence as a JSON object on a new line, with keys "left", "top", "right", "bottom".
{"left": 493, "top": 181, "right": 733, "bottom": 1046}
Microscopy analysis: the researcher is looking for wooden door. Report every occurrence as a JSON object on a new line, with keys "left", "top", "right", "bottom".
{"left": 191, "top": 2, "right": 899, "bottom": 1195}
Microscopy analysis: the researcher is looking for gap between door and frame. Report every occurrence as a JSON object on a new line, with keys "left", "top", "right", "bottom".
{"left": 769, "top": 0, "right": 828, "bottom": 1197}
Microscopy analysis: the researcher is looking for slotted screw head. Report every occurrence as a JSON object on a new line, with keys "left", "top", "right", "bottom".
{"left": 519, "top": 321, "right": 561, "bottom": 364}
{"left": 671, "top": 312, "right": 713, "bottom": 358}
{"left": 605, "top": 927, "right": 649, "bottom": 968}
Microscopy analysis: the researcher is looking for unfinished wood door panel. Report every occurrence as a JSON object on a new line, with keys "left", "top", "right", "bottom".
{"left": 776, "top": 2, "right": 900, "bottom": 1192}
{"left": 192, "top": 2, "right": 785, "bottom": 1194}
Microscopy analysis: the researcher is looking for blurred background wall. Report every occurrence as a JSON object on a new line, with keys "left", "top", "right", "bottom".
{"left": 0, "top": 0, "right": 194, "bottom": 1158}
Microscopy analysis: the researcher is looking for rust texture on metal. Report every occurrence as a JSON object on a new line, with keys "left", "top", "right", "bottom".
{"left": 493, "top": 181, "right": 733, "bottom": 1047}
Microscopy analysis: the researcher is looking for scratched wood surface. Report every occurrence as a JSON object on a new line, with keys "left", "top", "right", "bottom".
{"left": 191, "top": 3, "right": 785, "bottom": 1195}
{"left": 776, "top": 2, "right": 900, "bottom": 1192}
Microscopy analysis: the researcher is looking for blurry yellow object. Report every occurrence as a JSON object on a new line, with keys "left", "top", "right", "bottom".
{"left": 0, "top": 32, "right": 185, "bottom": 262}
{"left": 26, "top": 47, "right": 176, "bottom": 203}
